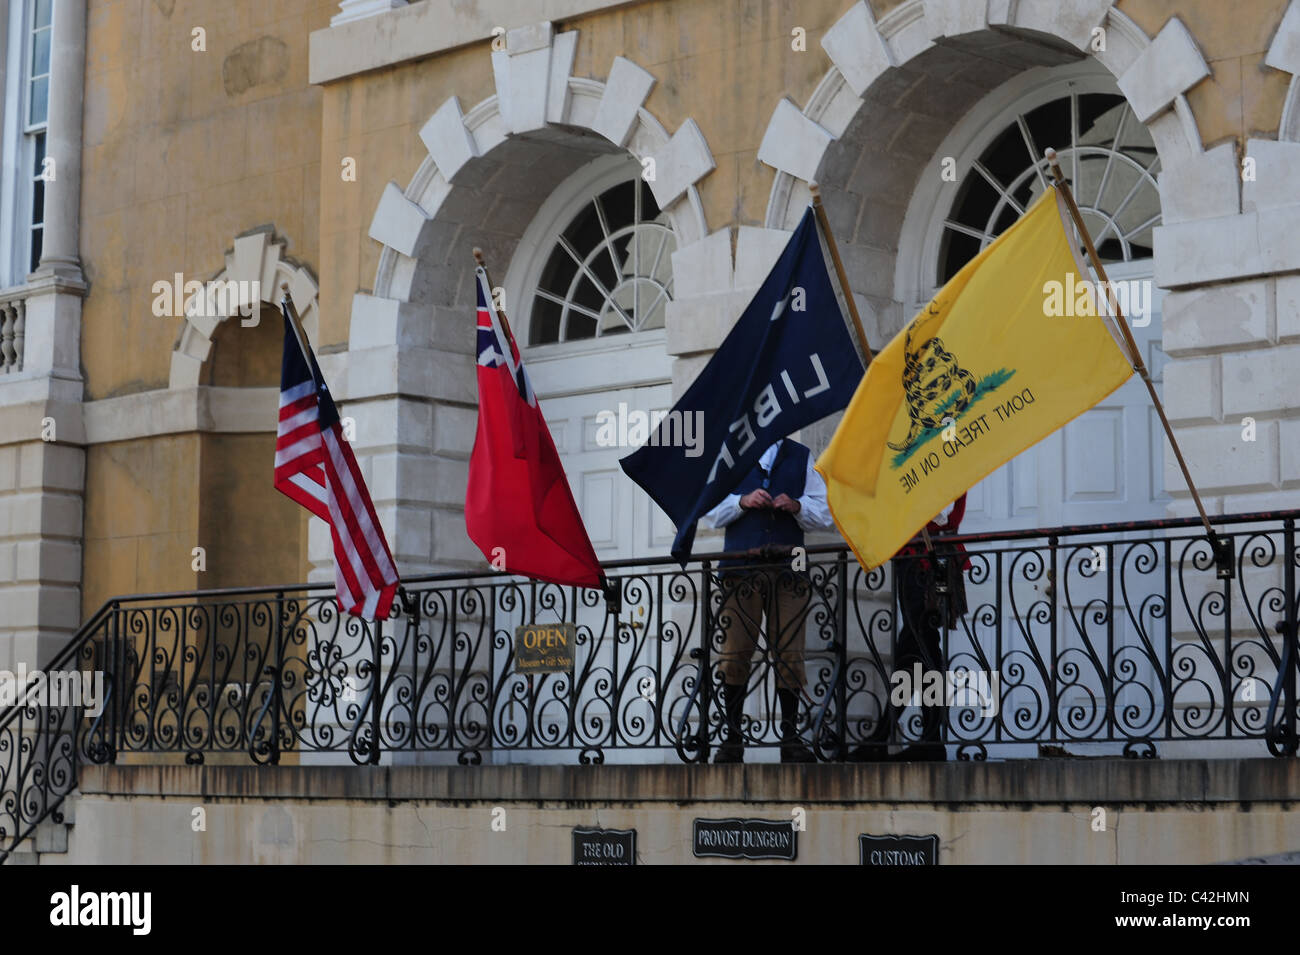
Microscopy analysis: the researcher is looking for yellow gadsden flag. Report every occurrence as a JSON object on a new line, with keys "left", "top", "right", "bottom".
{"left": 817, "top": 186, "right": 1134, "bottom": 570}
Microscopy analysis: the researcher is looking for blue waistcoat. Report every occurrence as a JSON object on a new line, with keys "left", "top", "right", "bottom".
{"left": 722, "top": 440, "right": 809, "bottom": 567}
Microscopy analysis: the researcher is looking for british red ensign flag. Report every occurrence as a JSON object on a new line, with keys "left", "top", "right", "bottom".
{"left": 465, "top": 267, "right": 604, "bottom": 589}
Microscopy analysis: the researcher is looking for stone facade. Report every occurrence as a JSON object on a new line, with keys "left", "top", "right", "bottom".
{"left": 36, "top": 759, "right": 1300, "bottom": 864}
{"left": 0, "top": 0, "right": 1299, "bottom": 664}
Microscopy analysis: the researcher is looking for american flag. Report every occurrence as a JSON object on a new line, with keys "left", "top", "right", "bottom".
{"left": 274, "top": 300, "right": 399, "bottom": 620}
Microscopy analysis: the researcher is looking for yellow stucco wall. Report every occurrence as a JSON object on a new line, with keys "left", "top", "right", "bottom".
{"left": 80, "top": 0, "right": 337, "bottom": 399}
{"left": 197, "top": 433, "right": 306, "bottom": 591}
{"left": 566, "top": 0, "right": 842, "bottom": 232}
{"left": 81, "top": 431, "right": 306, "bottom": 617}
{"left": 317, "top": 46, "right": 496, "bottom": 347}
{"left": 78, "top": 0, "right": 336, "bottom": 606}
{"left": 1118, "top": 0, "right": 1290, "bottom": 147}
{"left": 82, "top": 434, "right": 202, "bottom": 616}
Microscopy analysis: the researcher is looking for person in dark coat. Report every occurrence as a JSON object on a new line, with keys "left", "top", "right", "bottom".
{"left": 851, "top": 493, "right": 969, "bottom": 762}
{"left": 705, "top": 437, "right": 834, "bottom": 764}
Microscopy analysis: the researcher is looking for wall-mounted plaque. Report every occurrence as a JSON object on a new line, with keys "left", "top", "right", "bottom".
{"left": 514, "top": 623, "right": 577, "bottom": 674}
{"left": 859, "top": 834, "right": 939, "bottom": 865}
{"left": 693, "top": 818, "right": 797, "bottom": 861}
{"left": 572, "top": 827, "right": 636, "bottom": 865}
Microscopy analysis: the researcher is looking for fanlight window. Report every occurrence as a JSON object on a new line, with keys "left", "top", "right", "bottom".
{"left": 939, "top": 92, "right": 1159, "bottom": 284}
{"left": 529, "top": 177, "right": 675, "bottom": 345}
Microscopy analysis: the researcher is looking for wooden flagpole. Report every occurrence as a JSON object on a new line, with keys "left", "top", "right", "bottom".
{"left": 809, "top": 182, "right": 874, "bottom": 365}
{"left": 1043, "top": 148, "right": 1231, "bottom": 575}
{"left": 279, "top": 283, "right": 314, "bottom": 368}
{"left": 810, "top": 186, "right": 943, "bottom": 555}
{"left": 472, "top": 247, "right": 522, "bottom": 348}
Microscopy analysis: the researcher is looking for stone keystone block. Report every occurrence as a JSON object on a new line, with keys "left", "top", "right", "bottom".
{"left": 593, "top": 57, "right": 656, "bottom": 148}
{"left": 821, "top": 1, "right": 894, "bottom": 98}
{"left": 505, "top": 21, "right": 553, "bottom": 55}
{"left": 230, "top": 232, "right": 269, "bottom": 288}
{"left": 757, "top": 99, "right": 834, "bottom": 183}
{"left": 419, "top": 97, "right": 479, "bottom": 183}
{"left": 368, "top": 182, "right": 431, "bottom": 258}
{"left": 1266, "top": 0, "right": 1300, "bottom": 75}
{"left": 646, "top": 119, "right": 715, "bottom": 209}
{"left": 492, "top": 25, "right": 555, "bottom": 134}
{"left": 1117, "top": 18, "right": 1210, "bottom": 123}
{"left": 922, "top": 0, "right": 988, "bottom": 41}
{"left": 989, "top": 0, "right": 1112, "bottom": 52}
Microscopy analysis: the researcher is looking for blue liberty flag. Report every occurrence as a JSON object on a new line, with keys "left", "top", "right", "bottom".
{"left": 620, "top": 206, "right": 867, "bottom": 563}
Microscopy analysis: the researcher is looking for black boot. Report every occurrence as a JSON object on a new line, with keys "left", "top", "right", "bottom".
{"left": 890, "top": 742, "right": 948, "bottom": 762}
{"left": 713, "top": 682, "right": 746, "bottom": 764}
{"left": 847, "top": 720, "right": 891, "bottom": 762}
{"left": 777, "top": 688, "right": 815, "bottom": 763}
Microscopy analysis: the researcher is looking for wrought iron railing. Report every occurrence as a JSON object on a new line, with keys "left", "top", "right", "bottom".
{"left": 2, "top": 510, "right": 1298, "bottom": 860}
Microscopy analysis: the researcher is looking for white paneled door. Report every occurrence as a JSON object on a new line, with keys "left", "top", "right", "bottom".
{"left": 526, "top": 334, "right": 677, "bottom": 563}
{"left": 540, "top": 384, "right": 677, "bottom": 561}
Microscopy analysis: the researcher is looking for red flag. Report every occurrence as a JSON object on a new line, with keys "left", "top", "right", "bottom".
{"left": 465, "top": 268, "right": 603, "bottom": 588}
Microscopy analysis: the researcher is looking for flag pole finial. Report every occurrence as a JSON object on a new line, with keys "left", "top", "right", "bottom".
{"left": 472, "top": 247, "right": 519, "bottom": 344}
{"left": 278, "top": 281, "right": 313, "bottom": 369}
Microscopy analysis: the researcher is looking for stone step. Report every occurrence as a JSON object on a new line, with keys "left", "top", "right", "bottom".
{"left": 34, "top": 819, "right": 68, "bottom": 854}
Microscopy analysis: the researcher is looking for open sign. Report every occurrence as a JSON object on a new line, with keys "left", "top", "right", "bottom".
{"left": 513, "top": 623, "right": 577, "bottom": 674}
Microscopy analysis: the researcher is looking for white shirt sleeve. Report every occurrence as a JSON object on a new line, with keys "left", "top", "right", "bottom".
{"left": 931, "top": 501, "right": 956, "bottom": 528}
{"left": 706, "top": 441, "right": 780, "bottom": 529}
{"left": 794, "top": 455, "right": 834, "bottom": 531}
{"left": 706, "top": 493, "right": 744, "bottom": 529}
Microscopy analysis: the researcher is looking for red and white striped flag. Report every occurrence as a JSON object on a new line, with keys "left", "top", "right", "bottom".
{"left": 274, "top": 302, "right": 399, "bottom": 620}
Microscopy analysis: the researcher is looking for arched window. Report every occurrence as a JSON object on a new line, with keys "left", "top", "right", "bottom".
{"left": 939, "top": 91, "right": 1159, "bottom": 283}
{"left": 502, "top": 153, "right": 677, "bottom": 562}
{"left": 899, "top": 63, "right": 1161, "bottom": 310}
{"left": 520, "top": 157, "right": 675, "bottom": 346}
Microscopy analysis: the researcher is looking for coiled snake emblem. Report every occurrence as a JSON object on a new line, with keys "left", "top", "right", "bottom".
{"left": 887, "top": 303, "right": 978, "bottom": 453}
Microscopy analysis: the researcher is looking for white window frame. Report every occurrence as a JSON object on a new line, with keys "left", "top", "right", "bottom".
{"left": 895, "top": 60, "right": 1159, "bottom": 315}
{"left": 503, "top": 152, "right": 675, "bottom": 359}
{"left": 0, "top": 0, "right": 52, "bottom": 286}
